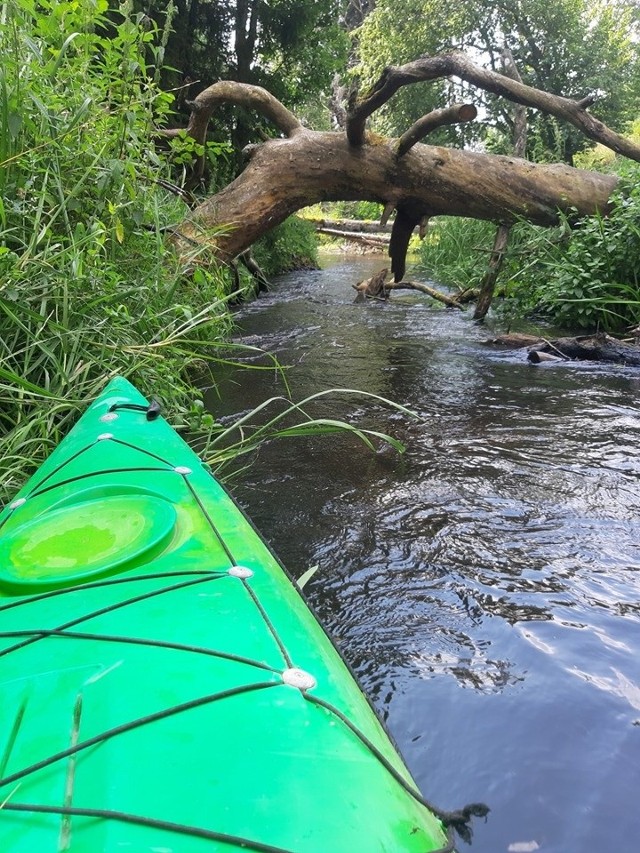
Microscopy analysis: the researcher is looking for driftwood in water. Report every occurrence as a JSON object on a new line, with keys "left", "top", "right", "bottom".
{"left": 527, "top": 350, "right": 564, "bottom": 363}
{"left": 486, "top": 333, "right": 545, "bottom": 348}
{"left": 532, "top": 334, "right": 640, "bottom": 366}
{"left": 307, "top": 218, "right": 395, "bottom": 234}
{"left": 353, "top": 267, "right": 390, "bottom": 300}
{"left": 318, "top": 228, "right": 389, "bottom": 247}
{"left": 387, "top": 280, "right": 465, "bottom": 309}
{"left": 352, "top": 269, "right": 465, "bottom": 308}
{"left": 488, "top": 332, "right": 640, "bottom": 366}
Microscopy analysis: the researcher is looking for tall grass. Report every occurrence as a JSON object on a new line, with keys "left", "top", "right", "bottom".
{"left": 0, "top": 0, "right": 408, "bottom": 502}
{"left": 0, "top": 0, "right": 239, "bottom": 500}
{"left": 417, "top": 217, "right": 497, "bottom": 291}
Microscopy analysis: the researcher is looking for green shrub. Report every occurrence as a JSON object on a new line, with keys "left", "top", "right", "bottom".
{"left": 0, "top": 0, "right": 235, "bottom": 499}
{"left": 502, "top": 162, "right": 640, "bottom": 333}
{"left": 252, "top": 215, "right": 318, "bottom": 278}
{"left": 416, "top": 160, "right": 640, "bottom": 334}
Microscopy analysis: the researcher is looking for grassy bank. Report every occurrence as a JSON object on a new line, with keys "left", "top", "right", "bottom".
{"left": 0, "top": 1, "right": 403, "bottom": 503}
{"left": 0, "top": 0, "right": 242, "bottom": 500}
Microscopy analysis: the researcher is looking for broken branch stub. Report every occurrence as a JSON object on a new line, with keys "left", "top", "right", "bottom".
{"left": 397, "top": 104, "right": 478, "bottom": 157}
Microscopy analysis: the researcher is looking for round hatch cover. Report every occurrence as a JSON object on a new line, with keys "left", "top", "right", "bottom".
{"left": 0, "top": 494, "right": 176, "bottom": 590}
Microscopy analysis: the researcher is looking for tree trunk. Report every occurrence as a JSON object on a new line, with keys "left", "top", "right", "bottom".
{"left": 473, "top": 49, "right": 527, "bottom": 322}
{"left": 473, "top": 223, "right": 512, "bottom": 320}
{"left": 165, "top": 50, "right": 640, "bottom": 269}
{"left": 170, "top": 131, "right": 617, "bottom": 264}
{"left": 307, "top": 218, "right": 395, "bottom": 234}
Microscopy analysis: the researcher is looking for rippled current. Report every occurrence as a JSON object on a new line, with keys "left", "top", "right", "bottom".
{"left": 206, "top": 256, "right": 640, "bottom": 853}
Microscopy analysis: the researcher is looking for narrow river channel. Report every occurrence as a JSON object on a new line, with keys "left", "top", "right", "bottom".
{"left": 206, "top": 255, "right": 640, "bottom": 853}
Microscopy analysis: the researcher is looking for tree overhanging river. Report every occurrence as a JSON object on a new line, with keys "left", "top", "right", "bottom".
{"left": 205, "top": 256, "right": 640, "bottom": 852}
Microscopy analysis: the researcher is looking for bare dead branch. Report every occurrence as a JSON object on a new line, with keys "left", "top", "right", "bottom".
{"left": 157, "top": 82, "right": 303, "bottom": 186}
{"left": 380, "top": 202, "right": 395, "bottom": 227}
{"left": 347, "top": 50, "right": 640, "bottom": 161}
{"left": 306, "top": 217, "right": 394, "bottom": 234}
{"left": 389, "top": 205, "right": 424, "bottom": 282}
{"left": 187, "top": 81, "right": 302, "bottom": 142}
{"left": 319, "top": 228, "right": 389, "bottom": 247}
{"left": 387, "top": 280, "right": 465, "bottom": 308}
{"left": 397, "top": 104, "right": 477, "bottom": 157}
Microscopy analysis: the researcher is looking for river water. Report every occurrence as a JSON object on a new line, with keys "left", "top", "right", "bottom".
{"left": 206, "top": 256, "right": 640, "bottom": 853}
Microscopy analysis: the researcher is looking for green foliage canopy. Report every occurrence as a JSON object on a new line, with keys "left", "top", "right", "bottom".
{"left": 354, "top": 0, "right": 640, "bottom": 161}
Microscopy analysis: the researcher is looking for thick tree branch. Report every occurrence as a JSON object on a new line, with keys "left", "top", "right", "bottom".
{"left": 347, "top": 50, "right": 640, "bottom": 161}
{"left": 186, "top": 82, "right": 302, "bottom": 142}
{"left": 158, "top": 81, "right": 303, "bottom": 186}
{"left": 387, "top": 281, "right": 465, "bottom": 308}
{"left": 389, "top": 205, "right": 425, "bottom": 282}
{"left": 396, "top": 104, "right": 477, "bottom": 157}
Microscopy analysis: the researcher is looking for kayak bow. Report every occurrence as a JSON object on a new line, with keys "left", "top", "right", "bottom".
{"left": 0, "top": 377, "right": 449, "bottom": 852}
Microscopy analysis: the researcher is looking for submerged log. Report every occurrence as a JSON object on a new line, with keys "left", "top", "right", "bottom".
{"left": 485, "top": 333, "right": 545, "bottom": 348}
{"left": 488, "top": 333, "right": 640, "bottom": 366}
{"left": 532, "top": 334, "right": 640, "bottom": 366}
{"left": 386, "top": 280, "right": 465, "bottom": 309}
{"left": 527, "top": 350, "right": 564, "bottom": 363}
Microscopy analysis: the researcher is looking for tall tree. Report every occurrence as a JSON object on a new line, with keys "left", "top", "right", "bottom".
{"left": 138, "top": 0, "right": 348, "bottom": 168}
{"left": 354, "top": 0, "right": 640, "bottom": 161}
{"left": 140, "top": 0, "right": 348, "bottom": 112}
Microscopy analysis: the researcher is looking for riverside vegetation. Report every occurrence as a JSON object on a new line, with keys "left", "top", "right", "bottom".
{"left": 0, "top": 0, "right": 399, "bottom": 503}
{"left": 416, "top": 153, "right": 640, "bottom": 334}
{"left": 3, "top": 0, "right": 639, "bottom": 503}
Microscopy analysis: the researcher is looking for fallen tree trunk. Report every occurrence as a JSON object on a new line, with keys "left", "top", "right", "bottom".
{"left": 307, "top": 218, "right": 395, "bottom": 234}
{"left": 531, "top": 334, "right": 640, "bottom": 366}
{"left": 171, "top": 131, "right": 617, "bottom": 264}
{"left": 165, "top": 50, "right": 640, "bottom": 270}
{"left": 316, "top": 227, "right": 389, "bottom": 247}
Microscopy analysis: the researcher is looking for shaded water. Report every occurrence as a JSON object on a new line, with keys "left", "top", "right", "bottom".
{"left": 206, "top": 257, "right": 640, "bottom": 853}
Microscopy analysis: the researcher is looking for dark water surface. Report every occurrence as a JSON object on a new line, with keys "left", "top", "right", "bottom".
{"left": 206, "top": 256, "right": 640, "bottom": 853}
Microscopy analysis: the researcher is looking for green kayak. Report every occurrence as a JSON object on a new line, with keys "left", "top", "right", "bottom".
{"left": 0, "top": 377, "right": 452, "bottom": 852}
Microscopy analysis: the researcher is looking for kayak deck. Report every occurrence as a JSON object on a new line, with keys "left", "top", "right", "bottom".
{"left": 0, "top": 378, "right": 449, "bottom": 852}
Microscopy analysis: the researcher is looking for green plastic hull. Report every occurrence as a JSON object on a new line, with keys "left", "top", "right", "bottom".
{"left": 0, "top": 377, "right": 448, "bottom": 852}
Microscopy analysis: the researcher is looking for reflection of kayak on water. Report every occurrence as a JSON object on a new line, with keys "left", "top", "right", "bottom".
{"left": 0, "top": 376, "right": 484, "bottom": 852}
